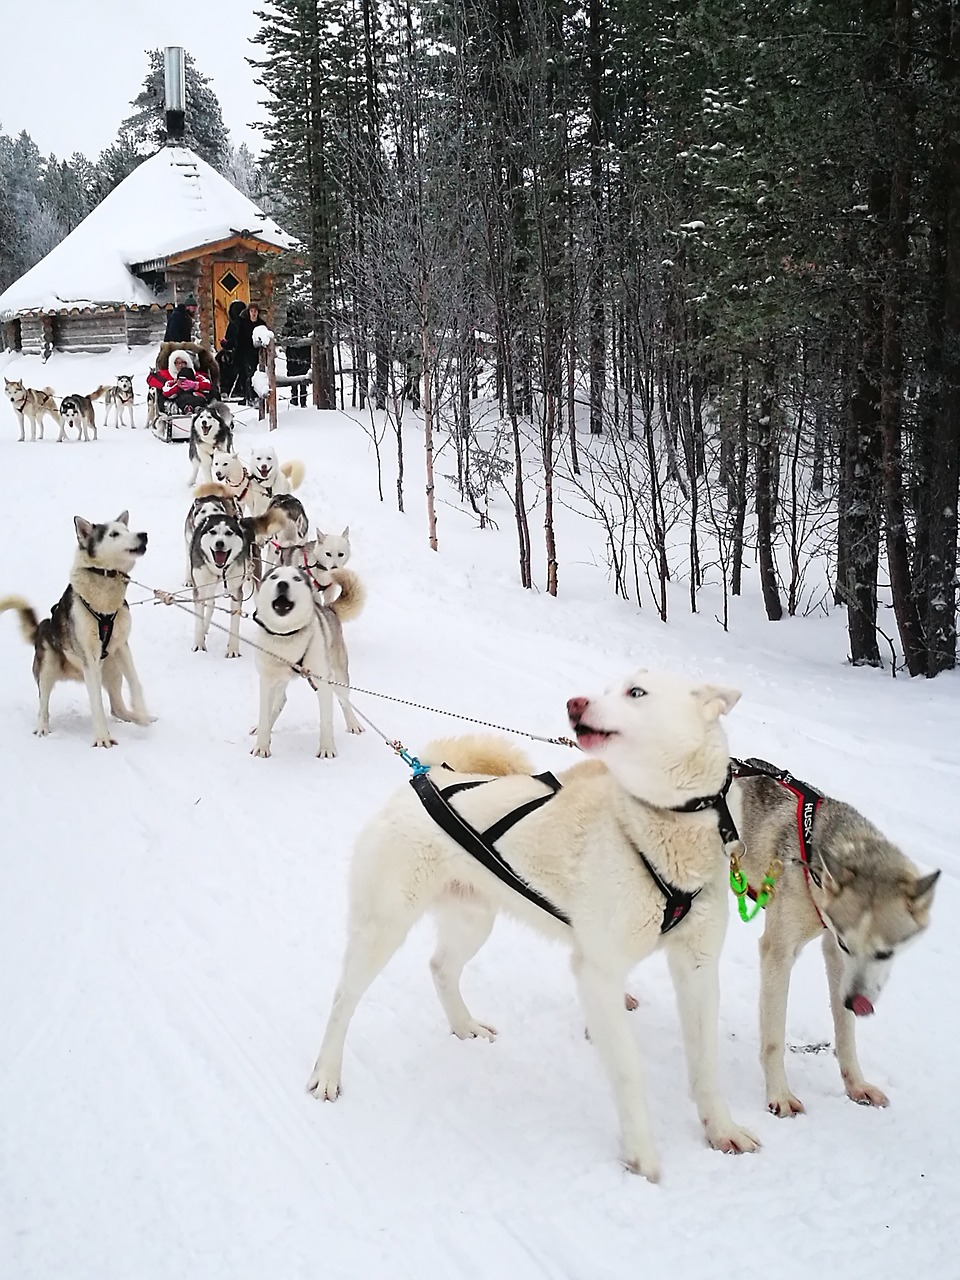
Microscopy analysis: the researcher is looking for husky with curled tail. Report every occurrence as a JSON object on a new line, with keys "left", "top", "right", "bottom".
{"left": 307, "top": 670, "right": 759, "bottom": 1182}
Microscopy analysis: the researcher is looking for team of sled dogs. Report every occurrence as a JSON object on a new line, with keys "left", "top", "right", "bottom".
{"left": 0, "top": 392, "right": 941, "bottom": 1182}
{"left": 5, "top": 375, "right": 136, "bottom": 441}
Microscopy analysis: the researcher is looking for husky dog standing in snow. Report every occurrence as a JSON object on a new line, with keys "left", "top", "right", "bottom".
{"left": 59, "top": 393, "right": 98, "bottom": 443}
{"left": 188, "top": 508, "right": 291, "bottom": 657}
{"left": 91, "top": 376, "right": 136, "bottom": 429}
{"left": 187, "top": 402, "right": 234, "bottom": 486}
{"left": 211, "top": 448, "right": 305, "bottom": 516}
{"left": 278, "top": 527, "right": 364, "bottom": 617}
{"left": 257, "top": 494, "right": 310, "bottom": 573}
{"left": 308, "top": 670, "right": 759, "bottom": 1181}
{"left": 0, "top": 513, "right": 151, "bottom": 747}
{"left": 5, "top": 378, "right": 63, "bottom": 442}
{"left": 732, "top": 760, "right": 940, "bottom": 1117}
{"left": 250, "top": 566, "right": 362, "bottom": 759}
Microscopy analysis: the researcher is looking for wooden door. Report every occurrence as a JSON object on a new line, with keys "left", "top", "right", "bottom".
{"left": 212, "top": 262, "right": 249, "bottom": 348}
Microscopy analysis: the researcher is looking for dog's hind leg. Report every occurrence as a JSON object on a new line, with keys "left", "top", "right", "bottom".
{"left": 666, "top": 939, "right": 760, "bottom": 1154}
{"left": 429, "top": 895, "right": 498, "bottom": 1040}
{"left": 307, "top": 894, "right": 427, "bottom": 1101}
{"left": 111, "top": 644, "right": 152, "bottom": 726}
{"left": 35, "top": 664, "right": 56, "bottom": 735}
{"left": 822, "top": 931, "right": 888, "bottom": 1107}
{"left": 572, "top": 948, "right": 661, "bottom": 1180}
{"left": 102, "top": 655, "right": 135, "bottom": 721}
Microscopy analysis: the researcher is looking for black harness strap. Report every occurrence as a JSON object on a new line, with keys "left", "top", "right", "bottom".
{"left": 411, "top": 771, "right": 571, "bottom": 926}
{"left": 76, "top": 594, "right": 118, "bottom": 660}
{"left": 411, "top": 767, "right": 703, "bottom": 936}
{"left": 671, "top": 767, "right": 740, "bottom": 846}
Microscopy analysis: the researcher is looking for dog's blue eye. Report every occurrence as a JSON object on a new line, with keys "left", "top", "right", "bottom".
{"left": 626, "top": 686, "right": 646, "bottom": 698}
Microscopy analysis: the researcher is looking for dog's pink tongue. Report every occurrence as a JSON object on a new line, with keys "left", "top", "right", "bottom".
{"left": 850, "top": 995, "right": 874, "bottom": 1017}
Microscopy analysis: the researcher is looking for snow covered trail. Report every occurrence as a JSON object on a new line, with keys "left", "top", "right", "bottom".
{"left": 0, "top": 348, "right": 956, "bottom": 1279}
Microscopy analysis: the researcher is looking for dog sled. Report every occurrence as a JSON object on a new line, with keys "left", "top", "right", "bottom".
{"left": 147, "top": 342, "right": 221, "bottom": 444}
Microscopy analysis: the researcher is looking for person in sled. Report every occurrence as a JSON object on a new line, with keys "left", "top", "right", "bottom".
{"left": 147, "top": 349, "right": 211, "bottom": 415}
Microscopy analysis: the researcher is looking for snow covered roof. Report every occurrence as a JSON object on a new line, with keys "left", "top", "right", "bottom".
{"left": 0, "top": 146, "right": 297, "bottom": 319}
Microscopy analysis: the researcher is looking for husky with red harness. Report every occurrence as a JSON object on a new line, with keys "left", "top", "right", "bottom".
{"left": 731, "top": 758, "right": 939, "bottom": 1117}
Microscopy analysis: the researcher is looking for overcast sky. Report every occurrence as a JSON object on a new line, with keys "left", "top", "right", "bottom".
{"left": 0, "top": 0, "right": 266, "bottom": 160}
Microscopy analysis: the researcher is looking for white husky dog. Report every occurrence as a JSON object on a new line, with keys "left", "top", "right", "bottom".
{"left": 250, "top": 566, "right": 362, "bottom": 758}
{"left": 247, "top": 444, "right": 306, "bottom": 515}
{"left": 211, "top": 448, "right": 305, "bottom": 516}
{"left": 308, "top": 670, "right": 759, "bottom": 1181}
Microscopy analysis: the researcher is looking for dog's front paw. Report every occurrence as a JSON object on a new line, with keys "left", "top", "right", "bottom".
{"left": 451, "top": 1019, "right": 498, "bottom": 1041}
{"left": 306, "top": 1065, "right": 341, "bottom": 1101}
{"left": 33, "top": 725, "right": 50, "bottom": 737}
{"left": 251, "top": 743, "right": 272, "bottom": 758}
{"left": 621, "top": 1148, "right": 661, "bottom": 1183}
{"left": 767, "top": 1092, "right": 805, "bottom": 1117}
{"left": 704, "top": 1119, "right": 760, "bottom": 1155}
{"left": 225, "top": 649, "right": 241, "bottom": 659}
{"left": 844, "top": 1077, "right": 889, "bottom": 1108}
{"left": 192, "top": 643, "right": 206, "bottom": 653}
{"left": 92, "top": 735, "right": 118, "bottom": 749}
{"left": 317, "top": 746, "right": 338, "bottom": 759}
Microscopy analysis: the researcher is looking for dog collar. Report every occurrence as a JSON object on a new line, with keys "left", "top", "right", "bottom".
{"left": 252, "top": 611, "right": 311, "bottom": 639}
{"left": 83, "top": 566, "right": 130, "bottom": 580}
{"left": 670, "top": 766, "right": 740, "bottom": 848}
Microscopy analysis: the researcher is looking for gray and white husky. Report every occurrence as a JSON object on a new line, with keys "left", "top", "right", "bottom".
{"left": 188, "top": 508, "right": 289, "bottom": 657}
{"left": 0, "top": 513, "right": 151, "bottom": 747}
{"left": 733, "top": 760, "right": 939, "bottom": 1116}
{"left": 91, "top": 376, "right": 136, "bottom": 429}
{"left": 188, "top": 402, "right": 234, "bottom": 486}
{"left": 308, "top": 671, "right": 759, "bottom": 1181}
{"left": 59, "top": 393, "right": 98, "bottom": 443}
{"left": 4, "top": 378, "right": 63, "bottom": 442}
{"left": 250, "top": 566, "right": 362, "bottom": 759}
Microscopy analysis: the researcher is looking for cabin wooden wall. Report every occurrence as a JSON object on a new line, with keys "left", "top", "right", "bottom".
{"left": 49, "top": 309, "right": 168, "bottom": 354}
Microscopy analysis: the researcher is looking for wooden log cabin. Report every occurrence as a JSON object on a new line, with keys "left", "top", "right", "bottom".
{"left": 0, "top": 145, "right": 298, "bottom": 358}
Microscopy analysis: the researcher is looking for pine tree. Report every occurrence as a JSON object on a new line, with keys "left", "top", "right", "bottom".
{"left": 119, "top": 50, "right": 231, "bottom": 170}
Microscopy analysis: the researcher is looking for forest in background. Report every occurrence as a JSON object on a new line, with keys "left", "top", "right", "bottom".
{"left": 5, "top": 5, "right": 960, "bottom": 676}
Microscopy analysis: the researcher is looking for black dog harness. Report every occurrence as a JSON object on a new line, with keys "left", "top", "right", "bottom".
{"left": 729, "top": 757, "right": 826, "bottom": 925}
{"left": 410, "top": 767, "right": 738, "bottom": 935}
{"left": 75, "top": 569, "right": 128, "bottom": 660}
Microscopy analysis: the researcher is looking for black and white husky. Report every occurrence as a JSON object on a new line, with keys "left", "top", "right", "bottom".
{"left": 59, "top": 393, "right": 98, "bottom": 443}
{"left": 188, "top": 508, "right": 290, "bottom": 657}
{"left": 188, "top": 402, "right": 234, "bottom": 486}
{"left": 0, "top": 513, "right": 151, "bottom": 747}
{"left": 91, "top": 376, "right": 136, "bottom": 429}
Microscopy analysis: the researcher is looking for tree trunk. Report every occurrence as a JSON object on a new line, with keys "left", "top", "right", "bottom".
{"left": 755, "top": 355, "right": 783, "bottom": 621}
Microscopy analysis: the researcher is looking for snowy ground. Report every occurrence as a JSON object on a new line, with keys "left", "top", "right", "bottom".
{"left": 1, "top": 347, "right": 956, "bottom": 1280}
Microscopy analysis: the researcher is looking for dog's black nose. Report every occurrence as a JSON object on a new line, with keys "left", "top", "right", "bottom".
{"left": 275, "top": 578, "right": 290, "bottom": 594}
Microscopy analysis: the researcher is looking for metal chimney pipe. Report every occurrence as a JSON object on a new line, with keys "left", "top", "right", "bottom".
{"left": 164, "top": 46, "right": 186, "bottom": 143}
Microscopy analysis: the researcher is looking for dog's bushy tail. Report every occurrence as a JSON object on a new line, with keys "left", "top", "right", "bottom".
{"left": 328, "top": 569, "right": 365, "bottom": 621}
{"left": 88, "top": 385, "right": 112, "bottom": 402}
{"left": 193, "top": 481, "right": 235, "bottom": 501}
{"left": 0, "top": 595, "right": 40, "bottom": 646}
{"left": 281, "top": 459, "right": 306, "bottom": 490}
{"left": 247, "top": 507, "right": 293, "bottom": 541}
{"left": 420, "top": 734, "right": 534, "bottom": 777}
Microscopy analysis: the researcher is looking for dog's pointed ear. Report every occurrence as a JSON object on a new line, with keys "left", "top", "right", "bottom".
{"left": 74, "top": 516, "right": 93, "bottom": 546}
{"left": 316, "top": 527, "right": 326, "bottom": 541}
{"left": 341, "top": 526, "right": 349, "bottom": 538}
{"left": 116, "top": 511, "right": 130, "bottom": 526}
{"left": 692, "top": 684, "right": 741, "bottom": 721}
{"left": 908, "top": 869, "right": 940, "bottom": 915}
{"left": 818, "top": 850, "right": 855, "bottom": 893}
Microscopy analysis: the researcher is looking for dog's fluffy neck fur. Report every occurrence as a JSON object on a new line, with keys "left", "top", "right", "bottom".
{"left": 70, "top": 552, "right": 131, "bottom": 612}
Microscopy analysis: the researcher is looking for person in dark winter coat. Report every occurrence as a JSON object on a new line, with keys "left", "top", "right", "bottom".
{"left": 400, "top": 339, "right": 422, "bottom": 410}
{"left": 236, "top": 303, "right": 270, "bottom": 405}
{"left": 164, "top": 293, "right": 198, "bottom": 343}
{"left": 216, "top": 299, "right": 246, "bottom": 398}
